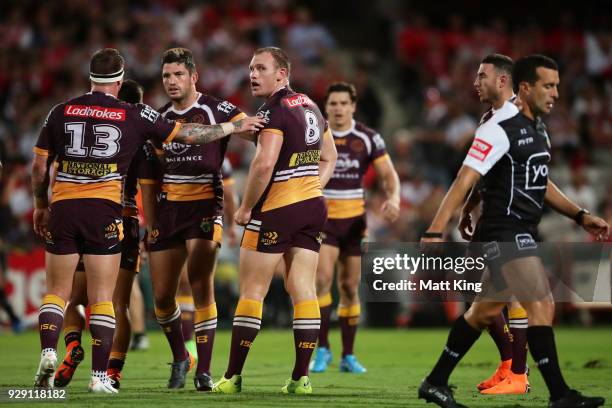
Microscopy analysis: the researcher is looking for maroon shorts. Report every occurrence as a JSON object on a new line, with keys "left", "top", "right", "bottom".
{"left": 76, "top": 216, "right": 141, "bottom": 272}
{"left": 46, "top": 199, "right": 123, "bottom": 255}
{"left": 322, "top": 214, "right": 367, "bottom": 256}
{"left": 241, "top": 196, "right": 327, "bottom": 254}
{"left": 147, "top": 199, "right": 222, "bottom": 252}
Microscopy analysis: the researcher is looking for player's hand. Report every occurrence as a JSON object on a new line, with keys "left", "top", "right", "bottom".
{"left": 458, "top": 211, "right": 474, "bottom": 240}
{"left": 232, "top": 116, "right": 265, "bottom": 134}
{"left": 582, "top": 214, "right": 610, "bottom": 241}
{"left": 225, "top": 225, "right": 238, "bottom": 247}
{"left": 381, "top": 198, "right": 400, "bottom": 223}
{"left": 234, "top": 206, "right": 252, "bottom": 226}
{"left": 33, "top": 208, "right": 50, "bottom": 238}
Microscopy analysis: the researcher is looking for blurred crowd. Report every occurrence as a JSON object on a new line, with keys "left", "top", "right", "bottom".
{"left": 1, "top": 0, "right": 611, "bottom": 326}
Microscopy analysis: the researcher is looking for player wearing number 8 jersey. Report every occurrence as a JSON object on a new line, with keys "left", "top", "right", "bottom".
{"left": 213, "top": 47, "right": 337, "bottom": 395}
{"left": 30, "top": 48, "right": 263, "bottom": 394}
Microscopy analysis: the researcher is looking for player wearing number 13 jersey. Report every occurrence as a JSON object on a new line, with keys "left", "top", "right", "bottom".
{"left": 213, "top": 47, "right": 337, "bottom": 395}
{"left": 30, "top": 48, "right": 264, "bottom": 394}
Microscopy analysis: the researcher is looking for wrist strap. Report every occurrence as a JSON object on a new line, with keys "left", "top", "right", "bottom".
{"left": 422, "top": 232, "right": 443, "bottom": 239}
{"left": 573, "top": 209, "right": 590, "bottom": 226}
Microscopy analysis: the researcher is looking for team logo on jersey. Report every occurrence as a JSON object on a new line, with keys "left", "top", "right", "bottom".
{"left": 65, "top": 105, "right": 126, "bottom": 121}
{"left": 350, "top": 139, "right": 365, "bottom": 153}
{"left": 467, "top": 138, "right": 493, "bottom": 161}
{"left": 190, "top": 113, "right": 206, "bottom": 124}
{"left": 525, "top": 152, "right": 550, "bottom": 190}
{"left": 217, "top": 101, "right": 236, "bottom": 114}
{"left": 257, "top": 109, "right": 271, "bottom": 124}
{"left": 140, "top": 104, "right": 160, "bottom": 123}
{"left": 515, "top": 233, "right": 537, "bottom": 250}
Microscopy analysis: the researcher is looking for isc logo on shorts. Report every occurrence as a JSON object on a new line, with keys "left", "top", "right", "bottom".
{"left": 515, "top": 234, "right": 537, "bottom": 250}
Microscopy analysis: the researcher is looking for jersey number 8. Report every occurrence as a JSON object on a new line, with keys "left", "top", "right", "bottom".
{"left": 304, "top": 110, "right": 320, "bottom": 145}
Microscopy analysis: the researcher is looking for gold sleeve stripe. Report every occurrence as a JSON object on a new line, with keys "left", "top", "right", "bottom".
{"left": 164, "top": 122, "right": 182, "bottom": 144}
{"left": 138, "top": 179, "right": 158, "bottom": 185}
{"left": 33, "top": 147, "right": 49, "bottom": 156}
{"left": 229, "top": 112, "right": 247, "bottom": 122}
{"left": 263, "top": 128, "right": 284, "bottom": 136}
{"left": 372, "top": 153, "right": 390, "bottom": 165}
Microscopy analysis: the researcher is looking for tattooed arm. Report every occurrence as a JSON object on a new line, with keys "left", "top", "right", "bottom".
{"left": 173, "top": 116, "right": 264, "bottom": 145}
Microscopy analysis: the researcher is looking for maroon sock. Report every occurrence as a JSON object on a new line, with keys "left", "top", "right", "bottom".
{"left": 487, "top": 312, "right": 513, "bottom": 361}
{"left": 38, "top": 294, "right": 66, "bottom": 351}
{"left": 89, "top": 302, "right": 116, "bottom": 374}
{"left": 194, "top": 304, "right": 217, "bottom": 375}
{"left": 318, "top": 304, "right": 332, "bottom": 349}
{"left": 509, "top": 315, "right": 529, "bottom": 374}
{"left": 155, "top": 304, "right": 188, "bottom": 361}
{"left": 292, "top": 300, "right": 320, "bottom": 380}
{"left": 338, "top": 304, "right": 360, "bottom": 357}
{"left": 224, "top": 299, "right": 262, "bottom": 378}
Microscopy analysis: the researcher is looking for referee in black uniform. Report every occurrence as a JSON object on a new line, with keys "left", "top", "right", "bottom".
{"left": 417, "top": 55, "right": 609, "bottom": 408}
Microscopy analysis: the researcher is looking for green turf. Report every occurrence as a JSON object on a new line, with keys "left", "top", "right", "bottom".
{"left": 1, "top": 328, "right": 610, "bottom": 407}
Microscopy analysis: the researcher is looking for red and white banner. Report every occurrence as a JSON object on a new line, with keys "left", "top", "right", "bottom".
{"left": 5, "top": 247, "right": 46, "bottom": 326}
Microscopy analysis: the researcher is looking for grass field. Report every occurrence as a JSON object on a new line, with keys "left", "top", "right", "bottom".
{"left": 1, "top": 328, "right": 611, "bottom": 407}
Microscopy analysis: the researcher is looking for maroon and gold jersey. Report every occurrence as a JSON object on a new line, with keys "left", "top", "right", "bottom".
{"left": 157, "top": 93, "right": 245, "bottom": 203}
{"left": 323, "top": 120, "right": 389, "bottom": 219}
{"left": 34, "top": 91, "right": 180, "bottom": 205}
{"left": 254, "top": 86, "right": 330, "bottom": 212}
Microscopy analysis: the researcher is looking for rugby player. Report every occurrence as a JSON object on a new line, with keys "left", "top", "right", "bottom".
{"left": 31, "top": 48, "right": 263, "bottom": 393}
{"left": 310, "top": 82, "right": 400, "bottom": 374}
{"left": 52, "top": 79, "right": 159, "bottom": 391}
{"left": 212, "top": 47, "right": 337, "bottom": 394}
{"left": 149, "top": 47, "right": 249, "bottom": 390}
{"left": 459, "top": 54, "right": 530, "bottom": 394}
{"left": 417, "top": 55, "right": 608, "bottom": 408}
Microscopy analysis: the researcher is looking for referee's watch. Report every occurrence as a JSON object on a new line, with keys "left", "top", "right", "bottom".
{"left": 574, "top": 209, "right": 590, "bottom": 226}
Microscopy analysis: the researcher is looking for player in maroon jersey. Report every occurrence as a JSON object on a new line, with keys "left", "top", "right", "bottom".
{"left": 146, "top": 47, "right": 253, "bottom": 390}
{"left": 30, "top": 48, "right": 263, "bottom": 393}
{"left": 213, "top": 47, "right": 337, "bottom": 395}
{"left": 310, "top": 82, "right": 400, "bottom": 374}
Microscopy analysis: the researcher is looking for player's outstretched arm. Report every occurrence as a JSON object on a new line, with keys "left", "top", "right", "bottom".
{"left": 373, "top": 155, "right": 401, "bottom": 223}
{"left": 31, "top": 154, "right": 51, "bottom": 237}
{"left": 423, "top": 165, "right": 481, "bottom": 242}
{"left": 319, "top": 128, "right": 337, "bottom": 188}
{"left": 173, "top": 116, "right": 264, "bottom": 145}
{"left": 545, "top": 180, "right": 609, "bottom": 240}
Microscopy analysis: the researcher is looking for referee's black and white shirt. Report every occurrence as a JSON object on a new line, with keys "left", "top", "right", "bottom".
{"left": 463, "top": 100, "right": 551, "bottom": 225}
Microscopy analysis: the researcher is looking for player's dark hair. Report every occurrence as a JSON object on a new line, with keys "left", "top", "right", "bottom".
{"left": 90, "top": 48, "right": 124, "bottom": 77}
{"left": 325, "top": 82, "right": 357, "bottom": 104}
{"left": 162, "top": 47, "right": 196, "bottom": 73}
{"left": 254, "top": 47, "right": 291, "bottom": 76}
{"left": 481, "top": 54, "right": 514, "bottom": 76}
{"left": 513, "top": 54, "right": 558, "bottom": 92}
{"left": 118, "top": 79, "right": 143, "bottom": 104}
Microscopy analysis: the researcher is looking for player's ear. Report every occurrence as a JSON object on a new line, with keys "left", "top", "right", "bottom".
{"left": 192, "top": 70, "right": 199, "bottom": 84}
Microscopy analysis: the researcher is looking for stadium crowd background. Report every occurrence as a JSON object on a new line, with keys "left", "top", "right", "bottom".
{"left": 0, "top": 0, "right": 610, "bottom": 329}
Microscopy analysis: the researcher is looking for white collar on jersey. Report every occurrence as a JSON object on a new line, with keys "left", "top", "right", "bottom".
{"left": 492, "top": 94, "right": 517, "bottom": 114}
{"left": 331, "top": 119, "right": 356, "bottom": 137}
{"left": 167, "top": 92, "right": 202, "bottom": 115}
